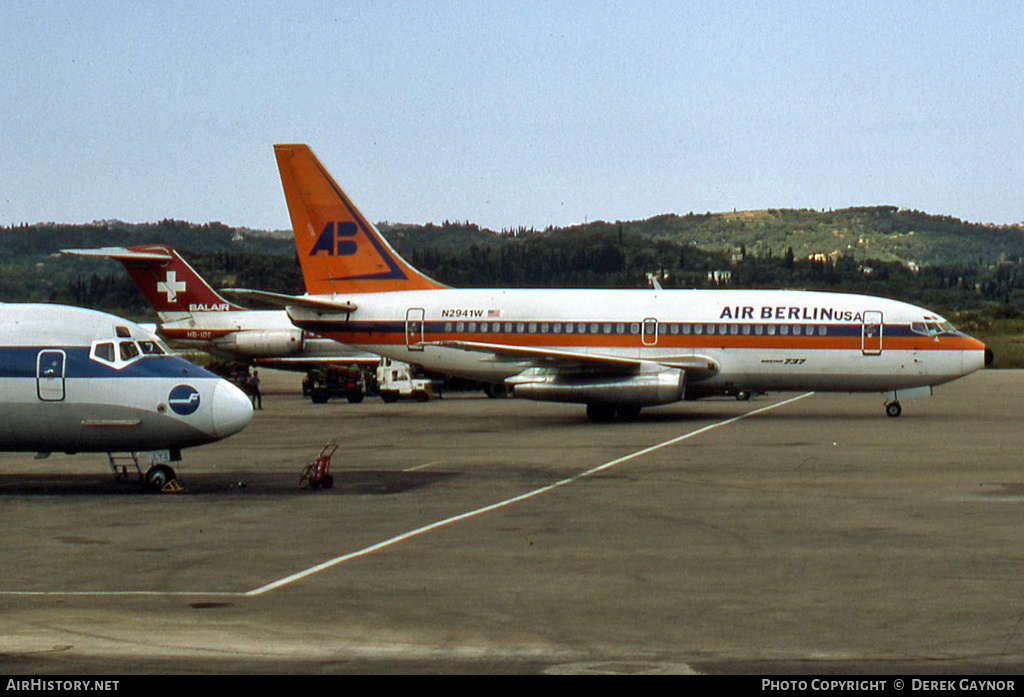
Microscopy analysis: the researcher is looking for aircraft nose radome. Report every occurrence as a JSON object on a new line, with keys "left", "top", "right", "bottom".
{"left": 211, "top": 380, "right": 253, "bottom": 439}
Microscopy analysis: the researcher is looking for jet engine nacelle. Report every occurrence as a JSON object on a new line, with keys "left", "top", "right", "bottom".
{"left": 509, "top": 368, "right": 686, "bottom": 406}
{"left": 214, "top": 329, "right": 304, "bottom": 357}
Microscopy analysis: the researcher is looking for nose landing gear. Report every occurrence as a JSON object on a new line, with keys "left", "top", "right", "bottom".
{"left": 885, "top": 401, "right": 902, "bottom": 418}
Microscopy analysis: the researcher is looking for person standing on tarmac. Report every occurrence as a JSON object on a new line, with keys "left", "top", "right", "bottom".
{"left": 248, "top": 369, "right": 262, "bottom": 409}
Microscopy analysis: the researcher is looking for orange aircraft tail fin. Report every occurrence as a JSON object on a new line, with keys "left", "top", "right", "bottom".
{"left": 273, "top": 144, "right": 445, "bottom": 294}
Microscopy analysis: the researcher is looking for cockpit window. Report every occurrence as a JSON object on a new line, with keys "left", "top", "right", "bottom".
{"left": 911, "top": 321, "right": 957, "bottom": 336}
{"left": 93, "top": 342, "right": 115, "bottom": 363}
{"left": 137, "top": 341, "right": 166, "bottom": 356}
{"left": 91, "top": 338, "right": 168, "bottom": 368}
{"left": 115, "top": 325, "right": 132, "bottom": 338}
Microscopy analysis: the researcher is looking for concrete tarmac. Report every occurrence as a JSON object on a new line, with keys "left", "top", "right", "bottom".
{"left": 1, "top": 369, "right": 1023, "bottom": 675}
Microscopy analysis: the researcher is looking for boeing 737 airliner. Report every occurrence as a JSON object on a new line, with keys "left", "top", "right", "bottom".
{"left": 0, "top": 303, "right": 252, "bottom": 489}
{"left": 231, "top": 144, "right": 991, "bottom": 422}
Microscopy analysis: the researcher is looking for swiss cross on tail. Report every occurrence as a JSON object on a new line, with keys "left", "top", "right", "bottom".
{"left": 158, "top": 270, "right": 187, "bottom": 303}
{"left": 59, "top": 245, "right": 243, "bottom": 313}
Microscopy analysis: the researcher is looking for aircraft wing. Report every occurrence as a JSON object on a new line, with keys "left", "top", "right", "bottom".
{"left": 220, "top": 288, "right": 358, "bottom": 313}
{"left": 62, "top": 247, "right": 174, "bottom": 263}
{"left": 427, "top": 340, "right": 719, "bottom": 378}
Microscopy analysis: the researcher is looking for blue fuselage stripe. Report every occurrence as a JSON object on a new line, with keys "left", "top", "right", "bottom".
{"left": 0, "top": 347, "right": 218, "bottom": 380}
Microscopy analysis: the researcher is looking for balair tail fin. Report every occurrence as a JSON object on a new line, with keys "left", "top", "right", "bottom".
{"left": 273, "top": 143, "right": 445, "bottom": 294}
{"left": 61, "top": 245, "right": 243, "bottom": 316}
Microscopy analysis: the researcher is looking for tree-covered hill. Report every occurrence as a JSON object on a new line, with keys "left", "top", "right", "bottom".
{"left": 2, "top": 207, "right": 1023, "bottom": 325}
{"left": 563, "top": 206, "right": 1024, "bottom": 267}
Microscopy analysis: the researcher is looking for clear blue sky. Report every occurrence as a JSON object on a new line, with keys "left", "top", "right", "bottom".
{"left": 2, "top": 1, "right": 1022, "bottom": 231}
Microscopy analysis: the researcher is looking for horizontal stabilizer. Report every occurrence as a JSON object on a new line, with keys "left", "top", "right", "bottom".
{"left": 62, "top": 247, "right": 174, "bottom": 263}
{"left": 221, "top": 288, "right": 358, "bottom": 313}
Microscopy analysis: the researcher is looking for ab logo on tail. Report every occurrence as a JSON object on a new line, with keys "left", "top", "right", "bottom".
{"left": 304, "top": 217, "right": 411, "bottom": 283}
{"left": 310, "top": 222, "right": 358, "bottom": 256}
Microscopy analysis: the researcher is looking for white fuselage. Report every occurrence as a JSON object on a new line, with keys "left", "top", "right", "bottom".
{"left": 156, "top": 309, "right": 378, "bottom": 365}
{"left": 287, "top": 288, "right": 988, "bottom": 395}
{"left": 0, "top": 304, "right": 252, "bottom": 453}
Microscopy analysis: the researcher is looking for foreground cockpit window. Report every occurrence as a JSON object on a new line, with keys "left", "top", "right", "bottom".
{"left": 91, "top": 339, "right": 166, "bottom": 368}
{"left": 92, "top": 341, "right": 115, "bottom": 363}
{"left": 137, "top": 340, "right": 166, "bottom": 355}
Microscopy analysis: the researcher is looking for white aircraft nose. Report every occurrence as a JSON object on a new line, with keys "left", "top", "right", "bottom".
{"left": 211, "top": 380, "right": 253, "bottom": 439}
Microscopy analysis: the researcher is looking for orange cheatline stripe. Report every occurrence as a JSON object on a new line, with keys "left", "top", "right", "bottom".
{"left": 315, "top": 330, "right": 984, "bottom": 353}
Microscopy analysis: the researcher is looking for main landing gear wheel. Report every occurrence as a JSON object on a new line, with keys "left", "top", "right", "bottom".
{"left": 885, "top": 401, "right": 902, "bottom": 418}
{"left": 144, "top": 464, "right": 177, "bottom": 492}
{"left": 586, "top": 403, "right": 616, "bottom": 423}
{"left": 616, "top": 405, "right": 642, "bottom": 420}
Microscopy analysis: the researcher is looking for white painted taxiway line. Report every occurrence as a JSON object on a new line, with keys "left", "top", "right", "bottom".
{"left": 244, "top": 392, "right": 816, "bottom": 597}
{"left": 404, "top": 460, "right": 443, "bottom": 472}
{"left": 0, "top": 393, "right": 813, "bottom": 598}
